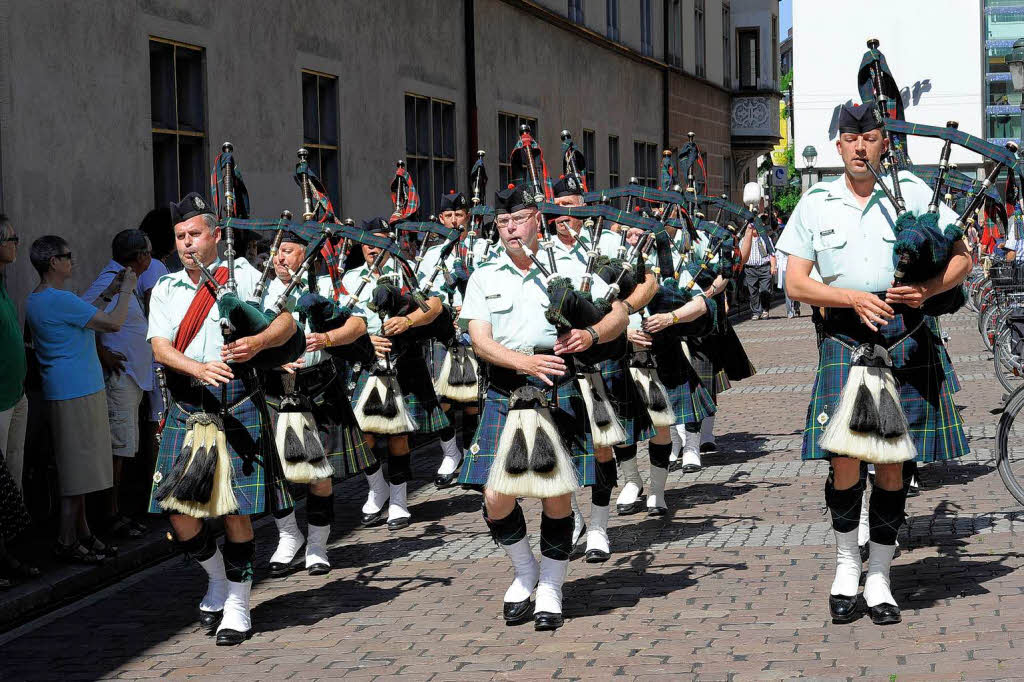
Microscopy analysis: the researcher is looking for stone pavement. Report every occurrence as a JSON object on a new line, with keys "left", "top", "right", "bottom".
{"left": 2, "top": 303, "right": 1022, "bottom": 681}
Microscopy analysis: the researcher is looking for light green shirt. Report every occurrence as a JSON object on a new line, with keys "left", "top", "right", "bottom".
{"left": 340, "top": 260, "right": 434, "bottom": 336}
{"left": 776, "top": 170, "right": 959, "bottom": 292}
{"left": 417, "top": 240, "right": 465, "bottom": 307}
{"left": 147, "top": 257, "right": 262, "bottom": 363}
{"left": 459, "top": 246, "right": 611, "bottom": 350}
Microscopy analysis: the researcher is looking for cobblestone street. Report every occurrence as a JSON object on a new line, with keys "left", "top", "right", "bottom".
{"left": 2, "top": 304, "right": 1022, "bottom": 681}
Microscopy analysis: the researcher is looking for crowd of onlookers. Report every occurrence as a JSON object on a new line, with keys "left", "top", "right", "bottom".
{"left": 0, "top": 210, "right": 181, "bottom": 587}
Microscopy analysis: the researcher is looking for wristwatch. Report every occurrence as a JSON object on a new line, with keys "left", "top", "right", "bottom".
{"left": 670, "top": 311, "right": 680, "bottom": 324}
{"left": 585, "top": 326, "right": 600, "bottom": 345}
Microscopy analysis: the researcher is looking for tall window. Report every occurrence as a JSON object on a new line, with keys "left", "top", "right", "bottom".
{"left": 608, "top": 135, "right": 620, "bottom": 189}
{"left": 302, "top": 70, "right": 340, "bottom": 209}
{"left": 723, "top": 156, "right": 732, "bottom": 199}
{"left": 722, "top": 4, "right": 732, "bottom": 88}
{"left": 694, "top": 0, "right": 706, "bottom": 78}
{"left": 405, "top": 94, "right": 456, "bottom": 218}
{"left": 640, "top": 0, "right": 653, "bottom": 57}
{"left": 606, "top": 0, "right": 619, "bottom": 40}
{"left": 771, "top": 15, "right": 779, "bottom": 84}
{"left": 568, "top": 0, "right": 584, "bottom": 24}
{"left": 582, "top": 129, "right": 596, "bottom": 190}
{"left": 667, "top": 0, "right": 682, "bottom": 68}
{"left": 633, "top": 141, "right": 658, "bottom": 188}
{"left": 150, "top": 37, "right": 206, "bottom": 209}
{"left": 738, "top": 29, "right": 760, "bottom": 89}
{"left": 498, "top": 112, "right": 539, "bottom": 190}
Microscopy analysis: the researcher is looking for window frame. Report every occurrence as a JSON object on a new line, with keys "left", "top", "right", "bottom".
{"left": 722, "top": 3, "right": 732, "bottom": 89}
{"left": 608, "top": 134, "right": 620, "bottom": 189}
{"left": 582, "top": 129, "right": 597, "bottom": 190}
{"left": 667, "top": 0, "right": 683, "bottom": 68}
{"left": 498, "top": 111, "right": 539, "bottom": 191}
{"left": 695, "top": 0, "right": 707, "bottom": 79}
{"left": 606, "top": 0, "right": 620, "bottom": 41}
{"left": 149, "top": 36, "right": 207, "bottom": 209}
{"left": 568, "top": 0, "right": 584, "bottom": 24}
{"left": 737, "top": 27, "right": 761, "bottom": 90}
{"left": 633, "top": 140, "right": 659, "bottom": 189}
{"left": 406, "top": 93, "right": 457, "bottom": 218}
{"left": 302, "top": 68, "right": 342, "bottom": 210}
{"left": 640, "top": 0, "right": 653, "bottom": 57}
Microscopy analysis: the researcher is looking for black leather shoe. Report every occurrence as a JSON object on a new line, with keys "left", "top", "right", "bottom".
{"left": 869, "top": 602, "right": 901, "bottom": 625}
{"left": 268, "top": 555, "right": 302, "bottom": 578}
{"left": 434, "top": 472, "right": 459, "bottom": 488}
{"left": 387, "top": 516, "right": 411, "bottom": 531}
{"left": 700, "top": 442, "right": 718, "bottom": 453}
{"left": 647, "top": 505, "right": 668, "bottom": 517}
{"left": 215, "top": 628, "right": 252, "bottom": 646}
{"left": 584, "top": 549, "right": 610, "bottom": 563}
{"left": 534, "top": 611, "right": 564, "bottom": 631}
{"left": 198, "top": 610, "right": 222, "bottom": 629}
{"left": 616, "top": 494, "right": 644, "bottom": 516}
{"left": 829, "top": 594, "right": 860, "bottom": 624}
{"left": 361, "top": 507, "right": 387, "bottom": 526}
{"left": 503, "top": 599, "right": 532, "bottom": 624}
{"left": 307, "top": 562, "right": 331, "bottom": 576}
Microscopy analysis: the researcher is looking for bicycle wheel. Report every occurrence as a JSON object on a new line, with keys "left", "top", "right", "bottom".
{"left": 997, "top": 385, "right": 1024, "bottom": 505}
{"left": 973, "top": 279, "right": 992, "bottom": 312}
{"left": 994, "top": 325, "right": 1023, "bottom": 394}
{"left": 980, "top": 304, "right": 1001, "bottom": 351}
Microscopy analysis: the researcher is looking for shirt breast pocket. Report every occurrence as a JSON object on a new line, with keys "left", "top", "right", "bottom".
{"left": 812, "top": 230, "right": 848, "bottom": 280}
{"left": 485, "top": 296, "right": 513, "bottom": 320}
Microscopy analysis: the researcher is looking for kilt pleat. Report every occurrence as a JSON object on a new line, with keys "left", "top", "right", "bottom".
{"left": 652, "top": 337, "right": 715, "bottom": 426}
{"left": 352, "top": 351, "right": 450, "bottom": 435}
{"left": 801, "top": 310, "right": 968, "bottom": 463}
{"left": 458, "top": 377, "right": 595, "bottom": 488}
{"left": 148, "top": 374, "right": 293, "bottom": 516}
{"left": 600, "top": 355, "right": 657, "bottom": 446}
{"left": 926, "top": 316, "right": 961, "bottom": 393}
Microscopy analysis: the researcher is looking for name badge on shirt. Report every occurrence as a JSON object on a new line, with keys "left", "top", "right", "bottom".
{"left": 820, "top": 229, "right": 835, "bottom": 237}
{"left": 485, "top": 294, "right": 502, "bottom": 300}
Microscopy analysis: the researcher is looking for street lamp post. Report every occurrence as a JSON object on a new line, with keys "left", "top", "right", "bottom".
{"left": 1006, "top": 38, "right": 1024, "bottom": 146}
{"left": 802, "top": 145, "right": 818, "bottom": 190}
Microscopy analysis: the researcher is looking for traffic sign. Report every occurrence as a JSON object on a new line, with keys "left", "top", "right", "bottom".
{"left": 770, "top": 165, "right": 788, "bottom": 187}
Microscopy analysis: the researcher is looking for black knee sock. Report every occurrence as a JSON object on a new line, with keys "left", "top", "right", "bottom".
{"left": 825, "top": 472, "right": 865, "bottom": 533}
{"left": 483, "top": 502, "right": 527, "bottom": 546}
{"left": 437, "top": 425, "right": 456, "bottom": 442}
{"left": 222, "top": 539, "right": 255, "bottom": 583}
{"left": 364, "top": 461, "right": 381, "bottom": 477}
{"left": 684, "top": 423, "right": 700, "bottom": 434}
{"left": 176, "top": 522, "right": 216, "bottom": 562}
{"left": 614, "top": 444, "right": 638, "bottom": 463}
{"left": 539, "top": 513, "right": 574, "bottom": 561}
{"left": 387, "top": 453, "right": 411, "bottom": 485}
{"left": 648, "top": 442, "right": 672, "bottom": 469}
{"left": 306, "top": 491, "right": 334, "bottom": 527}
{"left": 462, "top": 412, "right": 479, "bottom": 441}
{"left": 272, "top": 506, "right": 294, "bottom": 520}
{"left": 869, "top": 484, "right": 908, "bottom": 545}
{"left": 591, "top": 459, "right": 618, "bottom": 507}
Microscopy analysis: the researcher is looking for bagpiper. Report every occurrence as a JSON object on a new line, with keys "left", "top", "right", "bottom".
{"left": 146, "top": 193, "right": 301, "bottom": 645}
{"left": 260, "top": 229, "right": 376, "bottom": 577}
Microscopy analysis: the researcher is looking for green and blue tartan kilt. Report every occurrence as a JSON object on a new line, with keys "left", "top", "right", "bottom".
{"left": 685, "top": 338, "right": 718, "bottom": 403}
{"left": 599, "top": 354, "right": 657, "bottom": 446}
{"left": 425, "top": 339, "right": 447, "bottom": 383}
{"left": 926, "top": 315, "right": 961, "bottom": 393}
{"left": 148, "top": 373, "right": 293, "bottom": 516}
{"left": 652, "top": 336, "right": 716, "bottom": 426}
{"left": 264, "top": 363, "right": 376, "bottom": 479}
{"left": 351, "top": 350, "right": 450, "bottom": 435}
{"left": 715, "top": 369, "right": 732, "bottom": 394}
{"left": 458, "top": 374, "right": 595, "bottom": 488}
{"left": 801, "top": 307, "right": 968, "bottom": 463}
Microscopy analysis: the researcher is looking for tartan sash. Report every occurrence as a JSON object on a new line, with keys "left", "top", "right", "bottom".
{"left": 173, "top": 267, "right": 229, "bottom": 353}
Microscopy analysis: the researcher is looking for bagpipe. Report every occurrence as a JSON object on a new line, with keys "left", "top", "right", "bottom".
{"left": 466, "top": 150, "right": 488, "bottom": 272}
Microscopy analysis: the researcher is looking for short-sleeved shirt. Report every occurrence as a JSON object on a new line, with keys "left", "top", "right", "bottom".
{"left": 417, "top": 238, "right": 467, "bottom": 307}
{"left": 25, "top": 287, "right": 103, "bottom": 401}
{"left": 80, "top": 260, "right": 153, "bottom": 391}
{"left": 777, "top": 170, "right": 959, "bottom": 292}
{"left": 263, "top": 274, "right": 366, "bottom": 368}
{"left": 147, "top": 257, "right": 261, "bottom": 363}
{"left": 0, "top": 278, "right": 27, "bottom": 410}
{"left": 341, "top": 259, "right": 432, "bottom": 336}
{"left": 137, "top": 258, "right": 169, "bottom": 298}
{"left": 459, "top": 246, "right": 610, "bottom": 351}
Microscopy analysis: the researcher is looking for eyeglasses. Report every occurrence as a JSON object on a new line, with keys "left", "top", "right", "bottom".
{"left": 509, "top": 212, "right": 536, "bottom": 226}
{"left": 54, "top": 252, "right": 74, "bottom": 263}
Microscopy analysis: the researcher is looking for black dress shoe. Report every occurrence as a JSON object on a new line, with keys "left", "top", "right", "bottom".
{"left": 534, "top": 611, "right": 564, "bottom": 631}
{"left": 829, "top": 594, "right": 860, "bottom": 624}
{"left": 700, "top": 442, "right": 718, "bottom": 453}
{"left": 503, "top": 599, "right": 532, "bottom": 624}
{"left": 616, "top": 498, "right": 644, "bottom": 515}
{"left": 361, "top": 507, "right": 387, "bottom": 526}
{"left": 387, "top": 516, "right": 411, "bottom": 531}
{"left": 215, "top": 628, "right": 252, "bottom": 646}
{"left": 268, "top": 554, "right": 303, "bottom": 578}
{"left": 869, "top": 602, "right": 901, "bottom": 625}
{"left": 434, "top": 472, "right": 459, "bottom": 488}
{"left": 584, "top": 549, "right": 610, "bottom": 563}
{"left": 307, "top": 562, "right": 331, "bottom": 576}
{"left": 647, "top": 505, "right": 668, "bottom": 517}
{"left": 198, "top": 610, "right": 223, "bottom": 629}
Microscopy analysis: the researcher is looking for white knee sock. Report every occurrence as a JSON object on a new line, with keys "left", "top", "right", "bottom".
{"left": 363, "top": 468, "right": 389, "bottom": 514}
{"left": 387, "top": 482, "right": 410, "bottom": 522}
{"left": 198, "top": 548, "right": 227, "bottom": 613}
{"left": 534, "top": 556, "right": 569, "bottom": 615}
{"left": 500, "top": 537, "right": 539, "bottom": 603}
{"left": 270, "top": 511, "right": 304, "bottom": 565}
{"left": 615, "top": 457, "right": 642, "bottom": 507}
{"left": 646, "top": 465, "right": 668, "bottom": 510}
{"left": 586, "top": 504, "right": 610, "bottom": 555}
{"left": 305, "top": 523, "right": 331, "bottom": 569}
{"left": 216, "top": 580, "right": 252, "bottom": 634}
{"left": 830, "top": 529, "right": 862, "bottom": 597}
{"left": 437, "top": 436, "right": 462, "bottom": 475}
{"left": 863, "top": 541, "right": 898, "bottom": 607}
{"left": 700, "top": 416, "right": 716, "bottom": 445}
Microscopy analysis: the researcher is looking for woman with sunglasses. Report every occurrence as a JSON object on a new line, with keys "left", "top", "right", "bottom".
{"left": 25, "top": 235, "right": 136, "bottom": 563}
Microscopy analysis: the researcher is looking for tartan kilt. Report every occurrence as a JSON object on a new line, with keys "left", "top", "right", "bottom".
{"left": 599, "top": 353, "right": 656, "bottom": 446}
{"left": 458, "top": 374, "right": 595, "bottom": 488}
{"left": 801, "top": 307, "right": 968, "bottom": 463}
{"left": 652, "top": 335, "right": 715, "bottom": 426}
{"left": 265, "top": 362, "right": 375, "bottom": 479}
{"left": 425, "top": 339, "right": 447, "bottom": 383}
{"left": 715, "top": 369, "right": 732, "bottom": 394}
{"left": 926, "top": 315, "right": 961, "bottom": 393}
{"left": 148, "top": 372, "right": 293, "bottom": 516}
{"left": 685, "top": 338, "right": 718, "bottom": 402}
{"left": 351, "top": 349, "right": 450, "bottom": 435}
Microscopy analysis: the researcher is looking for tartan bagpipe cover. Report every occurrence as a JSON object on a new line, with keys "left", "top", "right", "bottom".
{"left": 389, "top": 165, "right": 420, "bottom": 224}
{"left": 293, "top": 160, "right": 347, "bottom": 300}
{"left": 210, "top": 150, "right": 251, "bottom": 219}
